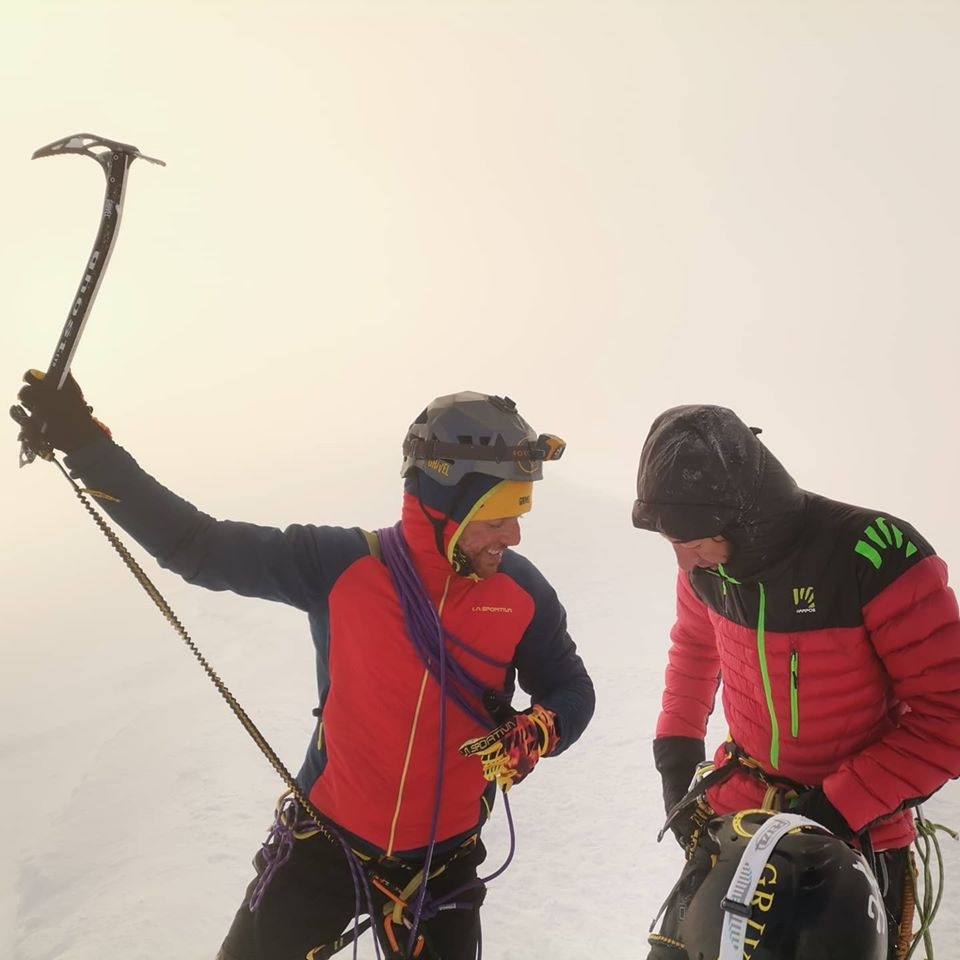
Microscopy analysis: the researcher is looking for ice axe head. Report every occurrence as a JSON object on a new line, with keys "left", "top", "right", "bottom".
{"left": 32, "top": 133, "right": 165, "bottom": 170}
{"left": 15, "top": 133, "right": 164, "bottom": 466}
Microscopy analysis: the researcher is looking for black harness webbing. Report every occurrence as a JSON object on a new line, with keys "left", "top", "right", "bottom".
{"left": 658, "top": 740, "right": 811, "bottom": 842}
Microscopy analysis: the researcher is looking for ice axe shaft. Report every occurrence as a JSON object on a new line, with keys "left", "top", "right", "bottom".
{"left": 35, "top": 133, "right": 165, "bottom": 390}
{"left": 14, "top": 133, "right": 164, "bottom": 466}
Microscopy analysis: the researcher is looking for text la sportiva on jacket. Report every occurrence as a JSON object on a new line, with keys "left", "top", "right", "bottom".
{"left": 64, "top": 438, "right": 595, "bottom": 858}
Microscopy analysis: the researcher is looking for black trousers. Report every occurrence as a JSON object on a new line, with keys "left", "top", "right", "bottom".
{"left": 218, "top": 829, "right": 488, "bottom": 960}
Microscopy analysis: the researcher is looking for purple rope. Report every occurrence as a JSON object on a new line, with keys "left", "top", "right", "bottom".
{"left": 377, "top": 524, "right": 449, "bottom": 953}
{"left": 432, "top": 792, "right": 517, "bottom": 911}
{"left": 411, "top": 792, "right": 516, "bottom": 960}
{"left": 248, "top": 800, "right": 298, "bottom": 911}
{"left": 250, "top": 796, "right": 383, "bottom": 960}
{"left": 377, "top": 523, "right": 521, "bottom": 959}
{"left": 378, "top": 523, "right": 506, "bottom": 728}
{"left": 332, "top": 831, "right": 382, "bottom": 960}
{"left": 377, "top": 523, "right": 508, "bottom": 956}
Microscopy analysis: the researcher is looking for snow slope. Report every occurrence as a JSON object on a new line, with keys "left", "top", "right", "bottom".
{"left": 3, "top": 476, "right": 958, "bottom": 959}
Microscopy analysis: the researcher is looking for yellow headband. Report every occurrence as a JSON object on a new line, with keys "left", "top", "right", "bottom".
{"left": 446, "top": 480, "right": 534, "bottom": 566}
{"left": 468, "top": 480, "right": 534, "bottom": 522}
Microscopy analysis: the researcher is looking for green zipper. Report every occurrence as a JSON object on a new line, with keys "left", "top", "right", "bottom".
{"left": 789, "top": 648, "right": 799, "bottom": 737}
{"left": 755, "top": 581, "right": 780, "bottom": 769}
{"left": 711, "top": 567, "right": 781, "bottom": 768}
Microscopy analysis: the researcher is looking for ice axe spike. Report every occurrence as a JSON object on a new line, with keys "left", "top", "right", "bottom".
{"left": 13, "top": 133, "right": 164, "bottom": 466}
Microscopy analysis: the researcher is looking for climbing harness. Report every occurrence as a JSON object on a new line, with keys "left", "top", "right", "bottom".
{"left": 658, "top": 738, "right": 809, "bottom": 850}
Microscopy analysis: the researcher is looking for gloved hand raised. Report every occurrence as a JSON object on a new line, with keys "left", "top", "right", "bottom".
{"left": 11, "top": 369, "right": 111, "bottom": 457}
{"left": 459, "top": 699, "right": 559, "bottom": 791}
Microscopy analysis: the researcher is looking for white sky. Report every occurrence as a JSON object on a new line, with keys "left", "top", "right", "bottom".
{"left": 2, "top": 2, "right": 960, "bottom": 957}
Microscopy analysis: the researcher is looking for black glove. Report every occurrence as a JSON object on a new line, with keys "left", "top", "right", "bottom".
{"left": 12, "top": 369, "right": 111, "bottom": 456}
{"left": 789, "top": 786, "right": 854, "bottom": 839}
{"left": 653, "top": 736, "right": 709, "bottom": 850}
{"left": 664, "top": 795, "right": 715, "bottom": 855}
{"left": 653, "top": 736, "right": 705, "bottom": 814}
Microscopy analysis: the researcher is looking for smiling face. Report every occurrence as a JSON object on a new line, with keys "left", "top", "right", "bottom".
{"left": 456, "top": 516, "right": 523, "bottom": 578}
{"left": 664, "top": 533, "right": 732, "bottom": 572}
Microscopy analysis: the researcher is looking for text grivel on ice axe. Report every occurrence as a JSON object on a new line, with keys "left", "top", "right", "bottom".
{"left": 10, "top": 133, "right": 164, "bottom": 467}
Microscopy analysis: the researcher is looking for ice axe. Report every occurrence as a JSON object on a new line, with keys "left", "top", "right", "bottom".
{"left": 10, "top": 133, "right": 164, "bottom": 466}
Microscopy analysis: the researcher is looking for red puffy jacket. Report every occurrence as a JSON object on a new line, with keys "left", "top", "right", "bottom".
{"left": 635, "top": 405, "right": 960, "bottom": 852}
{"left": 658, "top": 493, "right": 960, "bottom": 850}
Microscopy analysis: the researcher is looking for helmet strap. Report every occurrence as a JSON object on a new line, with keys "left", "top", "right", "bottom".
{"left": 450, "top": 544, "right": 472, "bottom": 576}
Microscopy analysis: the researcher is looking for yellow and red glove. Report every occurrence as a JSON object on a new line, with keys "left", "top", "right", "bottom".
{"left": 459, "top": 704, "right": 558, "bottom": 791}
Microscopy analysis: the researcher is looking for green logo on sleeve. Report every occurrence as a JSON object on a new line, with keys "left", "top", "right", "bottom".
{"left": 854, "top": 516, "right": 918, "bottom": 570}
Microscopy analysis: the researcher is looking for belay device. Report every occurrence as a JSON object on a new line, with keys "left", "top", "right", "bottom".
{"left": 10, "top": 133, "right": 164, "bottom": 465}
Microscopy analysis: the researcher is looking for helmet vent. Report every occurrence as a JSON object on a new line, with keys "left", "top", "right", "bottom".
{"left": 799, "top": 865, "right": 828, "bottom": 891}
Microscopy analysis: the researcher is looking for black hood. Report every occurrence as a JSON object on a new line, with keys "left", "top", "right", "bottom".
{"left": 632, "top": 405, "right": 806, "bottom": 579}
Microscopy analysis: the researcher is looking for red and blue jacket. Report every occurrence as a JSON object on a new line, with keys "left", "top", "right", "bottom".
{"left": 66, "top": 440, "right": 595, "bottom": 857}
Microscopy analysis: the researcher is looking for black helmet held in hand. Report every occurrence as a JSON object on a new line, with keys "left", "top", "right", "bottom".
{"left": 680, "top": 810, "right": 887, "bottom": 960}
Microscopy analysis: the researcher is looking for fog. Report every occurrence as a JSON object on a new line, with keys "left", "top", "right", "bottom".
{"left": 2, "top": 3, "right": 959, "bottom": 958}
